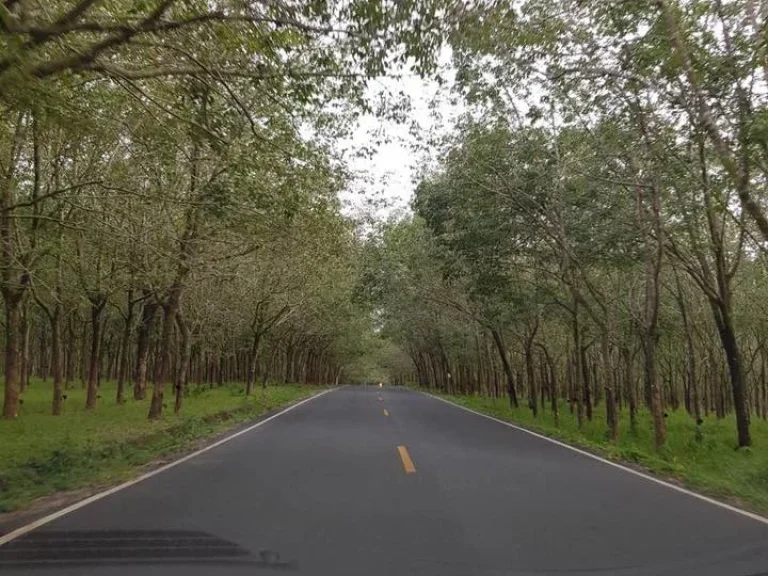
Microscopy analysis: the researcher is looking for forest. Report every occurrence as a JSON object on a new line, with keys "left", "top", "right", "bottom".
{"left": 368, "top": 0, "right": 768, "bottom": 453}
{"left": 0, "top": 0, "right": 446, "bottom": 423}
{"left": 3, "top": 0, "right": 768, "bottom": 511}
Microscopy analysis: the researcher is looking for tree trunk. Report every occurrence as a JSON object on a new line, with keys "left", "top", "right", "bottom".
{"left": 602, "top": 335, "right": 618, "bottom": 442}
{"left": 65, "top": 314, "right": 76, "bottom": 386}
{"left": 85, "top": 297, "right": 106, "bottom": 410}
{"left": 148, "top": 289, "right": 181, "bottom": 419}
{"left": 38, "top": 323, "right": 48, "bottom": 381}
{"left": 116, "top": 291, "right": 135, "bottom": 405}
{"left": 643, "top": 330, "right": 666, "bottom": 448}
{"left": 571, "top": 298, "right": 584, "bottom": 427}
{"left": 581, "top": 347, "right": 593, "bottom": 421}
{"left": 674, "top": 272, "right": 701, "bottom": 426}
{"left": 134, "top": 295, "right": 157, "bottom": 400}
{"left": 79, "top": 316, "right": 87, "bottom": 387}
{"left": 3, "top": 295, "right": 22, "bottom": 418}
{"left": 174, "top": 311, "right": 191, "bottom": 413}
{"left": 491, "top": 328, "right": 518, "bottom": 408}
{"left": 761, "top": 346, "right": 768, "bottom": 420}
{"left": 688, "top": 342, "right": 701, "bottom": 422}
{"left": 50, "top": 308, "right": 64, "bottom": 415}
{"left": 246, "top": 332, "right": 261, "bottom": 396}
{"left": 149, "top": 96, "right": 203, "bottom": 417}
{"left": 1, "top": 126, "right": 26, "bottom": 419}
{"left": 98, "top": 329, "right": 110, "bottom": 388}
{"left": 714, "top": 302, "right": 751, "bottom": 447}
{"left": 20, "top": 298, "right": 30, "bottom": 392}
{"left": 261, "top": 358, "right": 269, "bottom": 389}
{"left": 549, "top": 359, "right": 559, "bottom": 426}
{"left": 622, "top": 346, "right": 637, "bottom": 433}
{"left": 538, "top": 343, "right": 559, "bottom": 427}
{"left": 524, "top": 340, "right": 537, "bottom": 416}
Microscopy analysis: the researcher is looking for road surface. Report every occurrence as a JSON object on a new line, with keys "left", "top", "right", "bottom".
{"left": 2, "top": 386, "right": 768, "bottom": 575}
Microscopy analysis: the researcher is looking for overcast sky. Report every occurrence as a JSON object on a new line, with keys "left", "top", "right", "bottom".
{"left": 338, "top": 58, "right": 461, "bottom": 223}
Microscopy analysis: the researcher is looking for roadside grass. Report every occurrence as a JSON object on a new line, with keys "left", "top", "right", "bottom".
{"left": 435, "top": 392, "right": 768, "bottom": 515}
{"left": 0, "top": 379, "right": 318, "bottom": 512}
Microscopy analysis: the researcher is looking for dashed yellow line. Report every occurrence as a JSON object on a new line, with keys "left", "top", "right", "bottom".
{"left": 383, "top": 409, "right": 390, "bottom": 417}
{"left": 397, "top": 445, "right": 416, "bottom": 474}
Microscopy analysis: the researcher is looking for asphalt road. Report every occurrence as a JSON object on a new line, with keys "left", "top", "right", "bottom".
{"left": 3, "top": 386, "right": 768, "bottom": 575}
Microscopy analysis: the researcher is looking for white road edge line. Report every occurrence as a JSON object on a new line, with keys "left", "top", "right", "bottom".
{"left": 422, "top": 391, "right": 768, "bottom": 526}
{"left": 0, "top": 388, "right": 335, "bottom": 546}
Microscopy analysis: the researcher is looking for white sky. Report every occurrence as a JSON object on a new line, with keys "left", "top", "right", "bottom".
{"left": 338, "top": 58, "right": 461, "bottom": 223}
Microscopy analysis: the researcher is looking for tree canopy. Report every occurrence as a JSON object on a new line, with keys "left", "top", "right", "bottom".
{"left": 4, "top": 0, "right": 768, "bottom": 455}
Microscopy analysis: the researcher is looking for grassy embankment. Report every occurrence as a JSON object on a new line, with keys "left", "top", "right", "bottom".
{"left": 0, "top": 380, "right": 318, "bottom": 512}
{"left": 436, "top": 392, "right": 768, "bottom": 514}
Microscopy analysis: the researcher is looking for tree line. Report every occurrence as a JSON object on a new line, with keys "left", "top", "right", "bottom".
{"left": 0, "top": 0, "right": 447, "bottom": 419}
{"left": 8, "top": 0, "right": 768, "bottom": 453}
{"left": 370, "top": 0, "right": 768, "bottom": 449}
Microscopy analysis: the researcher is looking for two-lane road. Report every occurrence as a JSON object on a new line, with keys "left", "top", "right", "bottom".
{"left": 3, "top": 386, "right": 768, "bottom": 575}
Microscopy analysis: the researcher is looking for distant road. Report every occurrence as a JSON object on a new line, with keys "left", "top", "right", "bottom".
{"left": 2, "top": 386, "right": 768, "bottom": 575}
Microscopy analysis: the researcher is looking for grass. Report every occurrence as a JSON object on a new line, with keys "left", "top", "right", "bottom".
{"left": 0, "top": 379, "right": 319, "bottom": 513}
{"left": 436, "top": 392, "right": 768, "bottom": 515}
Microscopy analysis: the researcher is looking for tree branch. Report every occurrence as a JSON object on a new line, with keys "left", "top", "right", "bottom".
{"left": 4, "top": 180, "right": 102, "bottom": 212}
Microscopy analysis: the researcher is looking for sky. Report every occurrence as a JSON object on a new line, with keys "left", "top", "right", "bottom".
{"left": 338, "top": 59, "right": 461, "bottom": 223}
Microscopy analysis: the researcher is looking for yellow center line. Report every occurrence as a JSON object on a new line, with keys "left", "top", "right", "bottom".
{"left": 397, "top": 445, "right": 416, "bottom": 474}
{"left": 383, "top": 409, "right": 390, "bottom": 417}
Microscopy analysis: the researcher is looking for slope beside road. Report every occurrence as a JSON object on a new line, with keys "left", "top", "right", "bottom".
{"left": 1, "top": 386, "right": 767, "bottom": 576}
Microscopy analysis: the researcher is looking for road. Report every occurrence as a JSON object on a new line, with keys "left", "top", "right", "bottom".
{"left": 2, "top": 386, "right": 768, "bottom": 575}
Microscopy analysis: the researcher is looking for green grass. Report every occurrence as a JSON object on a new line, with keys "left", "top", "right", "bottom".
{"left": 437, "top": 392, "right": 768, "bottom": 515}
{"left": 0, "top": 379, "right": 319, "bottom": 512}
